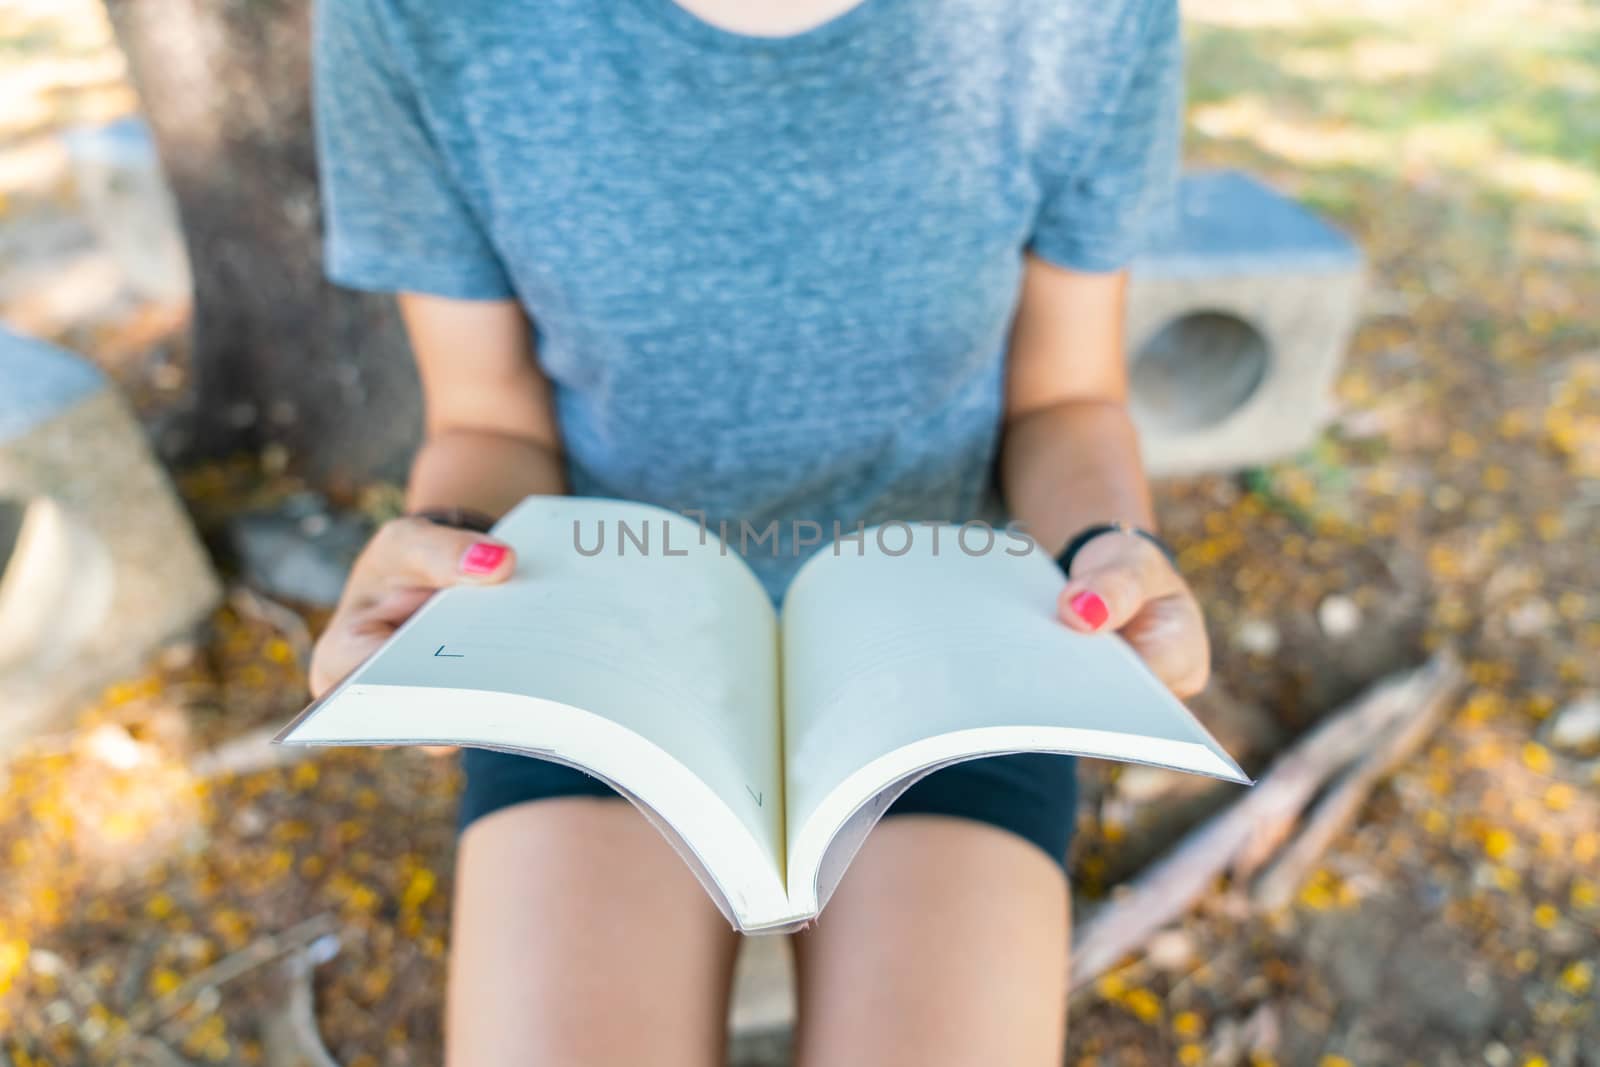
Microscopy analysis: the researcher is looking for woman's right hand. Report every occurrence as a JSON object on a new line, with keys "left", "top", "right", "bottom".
{"left": 308, "top": 516, "right": 517, "bottom": 698}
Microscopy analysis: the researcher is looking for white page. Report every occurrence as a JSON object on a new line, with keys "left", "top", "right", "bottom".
{"left": 278, "top": 497, "right": 791, "bottom": 924}
{"left": 780, "top": 524, "right": 1247, "bottom": 908}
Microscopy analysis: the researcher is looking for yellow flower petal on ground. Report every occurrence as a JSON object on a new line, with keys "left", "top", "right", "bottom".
{"left": 1095, "top": 973, "right": 1126, "bottom": 1000}
{"left": 0, "top": 939, "right": 26, "bottom": 996}
{"left": 1543, "top": 783, "right": 1575, "bottom": 811}
{"left": 1574, "top": 834, "right": 1599, "bottom": 864}
{"left": 1559, "top": 961, "right": 1593, "bottom": 995}
{"left": 1121, "top": 987, "right": 1163, "bottom": 1023}
{"left": 1462, "top": 690, "right": 1503, "bottom": 721}
{"left": 401, "top": 867, "right": 437, "bottom": 911}
{"left": 1299, "top": 880, "right": 1336, "bottom": 910}
{"left": 1535, "top": 513, "right": 1564, "bottom": 540}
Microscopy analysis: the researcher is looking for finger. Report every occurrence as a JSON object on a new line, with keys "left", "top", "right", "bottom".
{"left": 361, "top": 585, "right": 436, "bottom": 623}
{"left": 1120, "top": 596, "right": 1212, "bottom": 697}
{"left": 307, "top": 591, "right": 430, "bottom": 697}
{"left": 308, "top": 630, "right": 356, "bottom": 698}
{"left": 372, "top": 517, "right": 517, "bottom": 590}
{"left": 309, "top": 616, "right": 384, "bottom": 697}
{"left": 1058, "top": 560, "right": 1150, "bottom": 633}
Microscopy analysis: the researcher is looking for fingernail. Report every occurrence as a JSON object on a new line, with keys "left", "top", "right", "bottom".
{"left": 459, "top": 542, "right": 507, "bottom": 575}
{"left": 1070, "top": 591, "right": 1109, "bottom": 630}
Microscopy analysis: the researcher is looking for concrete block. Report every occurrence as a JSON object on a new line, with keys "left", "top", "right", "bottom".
{"left": 227, "top": 493, "right": 371, "bottom": 608}
{"left": 727, "top": 933, "right": 795, "bottom": 1038}
{"left": 0, "top": 327, "right": 220, "bottom": 749}
{"left": 1127, "top": 170, "right": 1365, "bottom": 475}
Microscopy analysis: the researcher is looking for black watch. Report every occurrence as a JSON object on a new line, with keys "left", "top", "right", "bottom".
{"left": 408, "top": 507, "right": 498, "bottom": 534}
{"left": 1055, "top": 521, "right": 1178, "bottom": 576}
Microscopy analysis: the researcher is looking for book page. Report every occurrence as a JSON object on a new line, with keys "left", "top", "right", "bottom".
{"left": 278, "top": 496, "right": 792, "bottom": 925}
{"left": 779, "top": 523, "right": 1247, "bottom": 909}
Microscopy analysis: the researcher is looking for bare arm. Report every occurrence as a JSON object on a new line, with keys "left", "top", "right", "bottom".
{"left": 400, "top": 293, "right": 567, "bottom": 514}
{"left": 310, "top": 294, "right": 563, "bottom": 695}
{"left": 1002, "top": 257, "right": 1152, "bottom": 553}
{"left": 1002, "top": 254, "right": 1208, "bottom": 696}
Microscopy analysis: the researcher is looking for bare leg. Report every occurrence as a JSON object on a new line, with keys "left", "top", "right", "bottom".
{"left": 793, "top": 816, "right": 1070, "bottom": 1067}
{"left": 446, "top": 797, "right": 740, "bottom": 1067}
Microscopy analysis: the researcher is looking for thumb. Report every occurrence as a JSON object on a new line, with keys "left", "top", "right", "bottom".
{"left": 379, "top": 517, "right": 518, "bottom": 589}
{"left": 1058, "top": 561, "right": 1149, "bottom": 634}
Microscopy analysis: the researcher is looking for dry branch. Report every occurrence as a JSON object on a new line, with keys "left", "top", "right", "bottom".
{"left": 124, "top": 914, "right": 340, "bottom": 1035}
{"left": 189, "top": 724, "right": 311, "bottom": 779}
{"left": 228, "top": 584, "right": 314, "bottom": 672}
{"left": 130, "top": 1035, "right": 199, "bottom": 1067}
{"left": 261, "top": 943, "right": 344, "bottom": 1067}
{"left": 1069, "top": 652, "right": 1462, "bottom": 989}
{"left": 1251, "top": 654, "right": 1462, "bottom": 910}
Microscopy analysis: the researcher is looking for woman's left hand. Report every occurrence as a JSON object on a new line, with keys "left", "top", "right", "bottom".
{"left": 1055, "top": 531, "right": 1211, "bottom": 698}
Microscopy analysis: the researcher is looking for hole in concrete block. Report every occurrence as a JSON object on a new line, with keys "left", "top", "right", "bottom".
{"left": 0, "top": 496, "right": 114, "bottom": 676}
{"left": 0, "top": 500, "right": 25, "bottom": 571}
{"left": 1130, "top": 311, "right": 1270, "bottom": 432}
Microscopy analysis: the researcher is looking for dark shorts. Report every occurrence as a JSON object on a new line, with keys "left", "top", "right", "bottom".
{"left": 458, "top": 749, "right": 1079, "bottom": 872}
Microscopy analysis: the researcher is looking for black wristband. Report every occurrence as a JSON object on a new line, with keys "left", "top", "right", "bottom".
{"left": 1055, "top": 521, "right": 1178, "bottom": 576}
{"left": 408, "top": 507, "right": 498, "bottom": 535}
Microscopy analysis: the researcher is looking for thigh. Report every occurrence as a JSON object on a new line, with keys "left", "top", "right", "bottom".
{"left": 793, "top": 818, "right": 1070, "bottom": 1067}
{"left": 791, "top": 754, "right": 1077, "bottom": 1067}
{"left": 447, "top": 794, "right": 740, "bottom": 1067}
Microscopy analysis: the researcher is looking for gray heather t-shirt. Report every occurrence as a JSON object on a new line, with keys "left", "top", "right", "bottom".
{"left": 315, "top": 0, "right": 1181, "bottom": 599}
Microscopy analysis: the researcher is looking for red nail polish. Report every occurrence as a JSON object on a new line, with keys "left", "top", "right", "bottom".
{"left": 460, "top": 542, "right": 507, "bottom": 575}
{"left": 1070, "top": 591, "right": 1109, "bottom": 630}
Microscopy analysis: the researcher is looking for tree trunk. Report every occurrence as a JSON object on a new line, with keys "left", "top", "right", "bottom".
{"left": 102, "top": 0, "right": 420, "bottom": 488}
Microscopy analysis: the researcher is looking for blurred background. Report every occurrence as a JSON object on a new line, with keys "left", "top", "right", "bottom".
{"left": 0, "top": 0, "right": 1595, "bottom": 1064}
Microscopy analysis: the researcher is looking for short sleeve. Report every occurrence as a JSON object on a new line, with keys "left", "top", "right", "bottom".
{"left": 1027, "top": 0, "right": 1183, "bottom": 273}
{"left": 313, "top": 0, "right": 515, "bottom": 299}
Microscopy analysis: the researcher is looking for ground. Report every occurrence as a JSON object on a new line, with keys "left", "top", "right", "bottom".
{"left": 0, "top": 0, "right": 1596, "bottom": 1064}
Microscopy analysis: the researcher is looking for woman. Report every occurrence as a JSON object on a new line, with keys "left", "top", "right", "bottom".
{"left": 307, "top": 0, "right": 1209, "bottom": 1062}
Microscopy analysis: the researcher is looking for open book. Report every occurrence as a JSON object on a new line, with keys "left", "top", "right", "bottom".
{"left": 276, "top": 496, "right": 1248, "bottom": 933}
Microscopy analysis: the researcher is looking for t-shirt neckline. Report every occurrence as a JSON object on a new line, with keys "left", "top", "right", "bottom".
{"left": 628, "top": 0, "right": 897, "bottom": 55}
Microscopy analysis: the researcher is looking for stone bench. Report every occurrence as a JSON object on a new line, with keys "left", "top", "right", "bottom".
{"left": 0, "top": 326, "right": 219, "bottom": 749}
{"left": 1127, "top": 169, "right": 1365, "bottom": 475}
